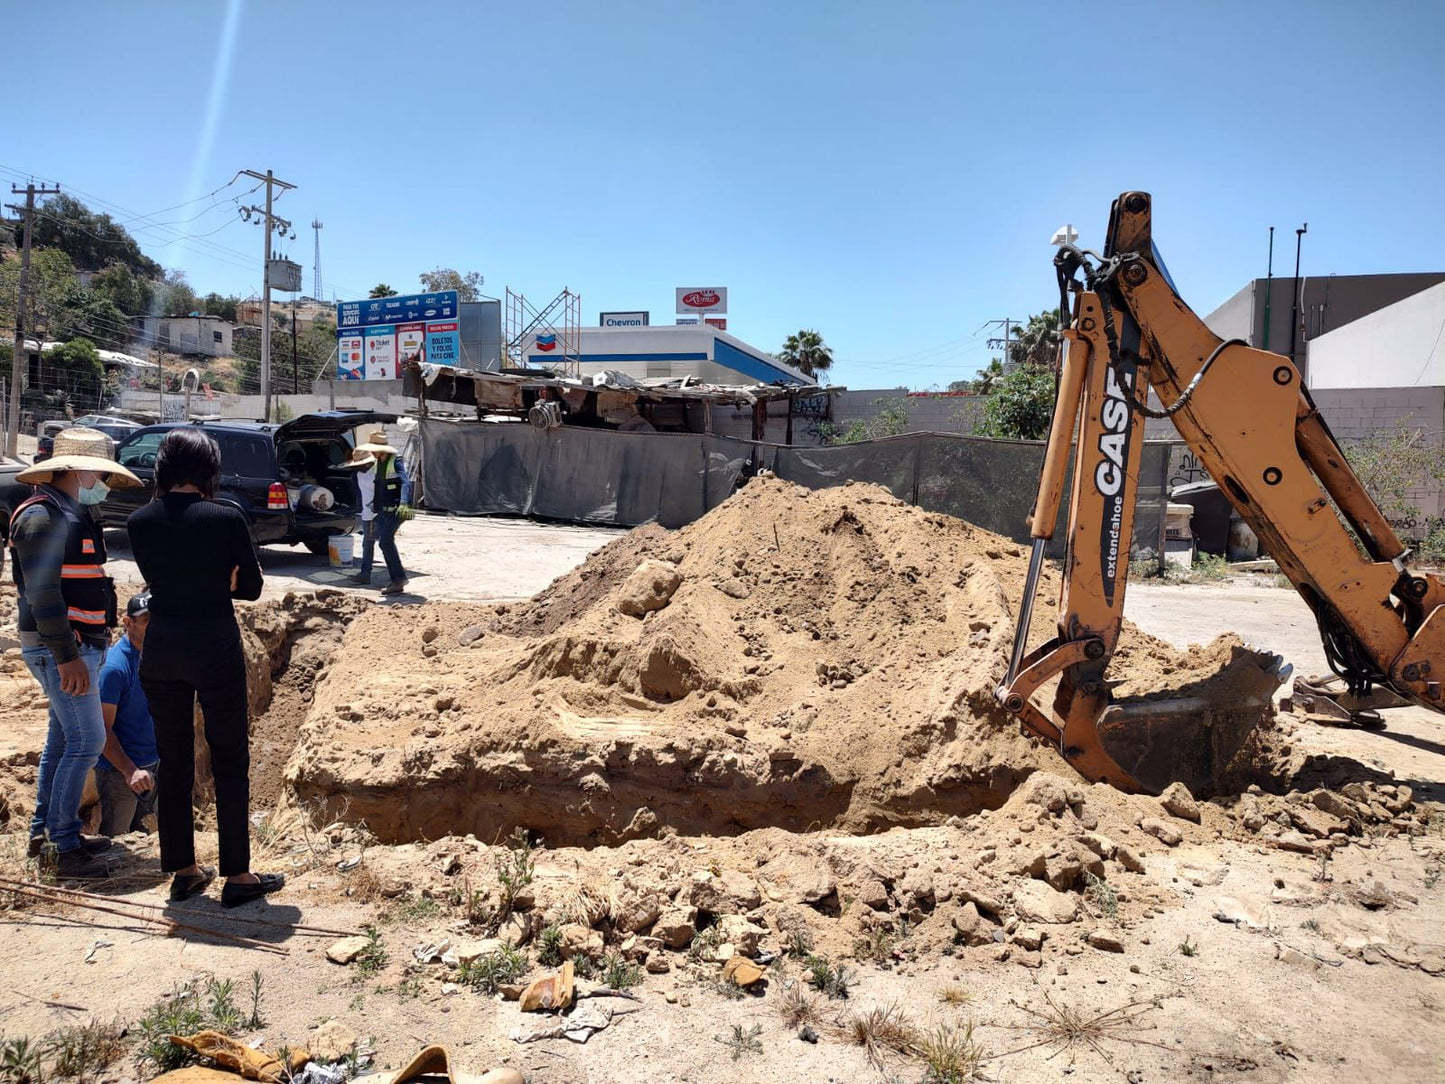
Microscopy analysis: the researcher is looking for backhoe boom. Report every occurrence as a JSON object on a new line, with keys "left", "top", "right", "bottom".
{"left": 997, "top": 192, "right": 1445, "bottom": 794}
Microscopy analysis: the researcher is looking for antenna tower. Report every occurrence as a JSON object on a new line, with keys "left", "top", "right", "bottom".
{"left": 311, "top": 218, "right": 324, "bottom": 299}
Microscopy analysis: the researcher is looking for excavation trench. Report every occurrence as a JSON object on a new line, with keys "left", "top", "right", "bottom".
{"left": 252, "top": 480, "right": 1291, "bottom": 849}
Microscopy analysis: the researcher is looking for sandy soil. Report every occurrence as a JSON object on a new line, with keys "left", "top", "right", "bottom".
{"left": 0, "top": 486, "right": 1441, "bottom": 1084}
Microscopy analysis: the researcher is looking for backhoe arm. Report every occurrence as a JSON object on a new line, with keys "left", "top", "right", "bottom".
{"left": 997, "top": 191, "right": 1445, "bottom": 794}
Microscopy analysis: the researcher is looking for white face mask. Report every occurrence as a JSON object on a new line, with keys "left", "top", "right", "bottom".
{"left": 78, "top": 478, "right": 110, "bottom": 505}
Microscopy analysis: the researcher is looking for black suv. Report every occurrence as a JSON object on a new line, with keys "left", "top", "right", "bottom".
{"left": 96, "top": 410, "right": 398, "bottom": 552}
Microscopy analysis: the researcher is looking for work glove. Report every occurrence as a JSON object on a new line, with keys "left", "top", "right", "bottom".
{"left": 397, "top": 505, "right": 416, "bottom": 524}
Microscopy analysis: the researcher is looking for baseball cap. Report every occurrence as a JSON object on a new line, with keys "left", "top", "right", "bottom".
{"left": 126, "top": 591, "right": 151, "bottom": 618}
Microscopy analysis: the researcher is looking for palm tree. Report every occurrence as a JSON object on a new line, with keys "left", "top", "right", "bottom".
{"left": 369, "top": 283, "right": 398, "bottom": 299}
{"left": 972, "top": 358, "right": 1006, "bottom": 395}
{"left": 777, "top": 329, "right": 833, "bottom": 381}
{"left": 1010, "top": 310, "right": 1063, "bottom": 369}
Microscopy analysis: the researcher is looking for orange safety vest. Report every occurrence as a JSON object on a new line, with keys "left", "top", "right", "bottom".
{"left": 8, "top": 490, "right": 117, "bottom": 636}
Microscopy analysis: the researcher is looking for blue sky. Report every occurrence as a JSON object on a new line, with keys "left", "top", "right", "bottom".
{"left": 8, "top": 1, "right": 1443, "bottom": 388}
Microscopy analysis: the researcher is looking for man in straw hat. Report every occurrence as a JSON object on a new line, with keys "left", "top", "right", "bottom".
{"left": 9, "top": 428, "right": 141, "bottom": 878}
{"left": 348, "top": 429, "right": 412, "bottom": 595}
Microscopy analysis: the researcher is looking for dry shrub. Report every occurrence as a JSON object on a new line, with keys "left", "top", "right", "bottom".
{"left": 1002, "top": 988, "right": 1169, "bottom": 1067}
{"left": 347, "top": 861, "right": 386, "bottom": 903}
{"left": 919, "top": 1020, "right": 986, "bottom": 1082}
{"left": 938, "top": 983, "right": 972, "bottom": 1006}
{"left": 777, "top": 980, "right": 824, "bottom": 1029}
{"left": 845, "top": 1002, "right": 918, "bottom": 1069}
{"left": 555, "top": 880, "right": 616, "bottom": 928}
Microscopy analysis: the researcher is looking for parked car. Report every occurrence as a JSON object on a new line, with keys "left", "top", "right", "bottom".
{"left": 35, "top": 415, "right": 143, "bottom": 462}
{"left": 95, "top": 410, "right": 399, "bottom": 552}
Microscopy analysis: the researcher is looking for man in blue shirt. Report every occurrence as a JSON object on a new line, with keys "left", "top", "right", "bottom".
{"left": 96, "top": 591, "right": 159, "bottom": 837}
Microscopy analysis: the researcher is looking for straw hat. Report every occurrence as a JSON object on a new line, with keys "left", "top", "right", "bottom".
{"left": 17, "top": 427, "right": 142, "bottom": 489}
{"left": 339, "top": 446, "right": 377, "bottom": 470}
{"left": 354, "top": 429, "right": 398, "bottom": 456}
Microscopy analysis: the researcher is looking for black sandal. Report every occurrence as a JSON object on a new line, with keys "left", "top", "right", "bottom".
{"left": 169, "top": 867, "right": 217, "bottom": 901}
{"left": 221, "top": 872, "right": 285, "bottom": 909}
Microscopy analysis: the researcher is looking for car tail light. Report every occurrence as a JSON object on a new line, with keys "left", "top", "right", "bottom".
{"left": 268, "top": 482, "right": 289, "bottom": 510}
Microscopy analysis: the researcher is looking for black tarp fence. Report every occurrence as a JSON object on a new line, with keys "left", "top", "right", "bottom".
{"left": 418, "top": 419, "right": 1180, "bottom": 554}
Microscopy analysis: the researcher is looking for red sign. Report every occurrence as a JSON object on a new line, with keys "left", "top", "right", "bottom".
{"left": 682, "top": 290, "right": 721, "bottom": 308}
{"left": 704, "top": 317, "right": 727, "bottom": 330}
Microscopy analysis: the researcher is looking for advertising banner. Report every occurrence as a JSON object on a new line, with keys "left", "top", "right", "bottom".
{"left": 364, "top": 325, "right": 396, "bottom": 380}
{"left": 337, "top": 291, "right": 459, "bottom": 331}
{"left": 675, "top": 287, "right": 727, "bottom": 314}
{"left": 675, "top": 318, "right": 700, "bottom": 325}
{"left": 704, "top": 317, "right": 727, "bottom": 330}
{"left": 338, "top": 333, "right": 365, "bottom": 380}
{"left": 425, "top": 321, "right": 461, "bottom": 368}
{"left": 396, "top": 322, "right": 426, "bottom": 366}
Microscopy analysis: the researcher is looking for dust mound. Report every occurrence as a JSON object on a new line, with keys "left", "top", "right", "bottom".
{"left": 287, "top": 479, "right": 1278, "bottom": 846}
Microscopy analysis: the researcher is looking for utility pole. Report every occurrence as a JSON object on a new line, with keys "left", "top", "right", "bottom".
{"left": 1262, "top": 226, "right": 1275, "bottom": 352}
{"left": 6, "top": 182, "right": 61, "bottom": 458}
{"left": 292, "top": 298, "right": 299, "bottom": 394}
{"left": 1289, "top": 222, "right": 1308, "bottom": 373}
{"left": 239, "top": 169, "right": 295, "bottom": 422}
{"left": 982, "top": 317, "right": 1022, "bottom": 368}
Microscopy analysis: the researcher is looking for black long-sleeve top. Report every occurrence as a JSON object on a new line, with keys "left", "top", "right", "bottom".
{"left": 126, "top": 494, "right": 263, "bottom": 621}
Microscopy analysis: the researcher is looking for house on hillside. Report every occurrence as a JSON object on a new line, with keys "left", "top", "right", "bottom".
{"left": 131, "top": 315, "right": 234, "bottom": 358}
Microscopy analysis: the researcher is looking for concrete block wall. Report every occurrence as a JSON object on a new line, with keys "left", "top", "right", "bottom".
{"left": 832, "top": 388, "right": 984, "bottom": 436}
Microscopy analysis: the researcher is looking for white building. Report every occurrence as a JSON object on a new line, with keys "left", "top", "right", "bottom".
{"left": 516, "top": 325, "right": 810, "bottom": 386}
{"left": 131, "top": 315, "right": 235, "bottom": 357}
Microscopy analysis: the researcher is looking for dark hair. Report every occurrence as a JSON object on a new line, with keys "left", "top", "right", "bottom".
{"left": 156, "top": 428, "right": 222, "bottom": 497}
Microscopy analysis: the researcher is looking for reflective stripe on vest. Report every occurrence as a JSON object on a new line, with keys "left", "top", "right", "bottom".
{"left": 62, "top": 564, "right": 105, "bottom": 578}
{"left": 66, "top": 607, "right": 107, "bottom": 626}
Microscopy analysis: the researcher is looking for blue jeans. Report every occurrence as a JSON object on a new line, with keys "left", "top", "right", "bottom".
{"left": 360, "top": 512, "right": 405, "bottom": 583}
{"left": 23, "top": 643, "right": 106, "bottom": 852}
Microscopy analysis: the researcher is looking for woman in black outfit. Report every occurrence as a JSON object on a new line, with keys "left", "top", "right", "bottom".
{"left": 127, "top": 429, "right": 283, "bottom": 908}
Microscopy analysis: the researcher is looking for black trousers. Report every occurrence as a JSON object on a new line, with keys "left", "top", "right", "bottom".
{"left": 140, "top": 617, "right": 251, "bottom": 877}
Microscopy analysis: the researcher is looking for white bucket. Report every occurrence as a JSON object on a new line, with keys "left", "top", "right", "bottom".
{"left": 327, "top": 534, "right": 356, "bottom": 567}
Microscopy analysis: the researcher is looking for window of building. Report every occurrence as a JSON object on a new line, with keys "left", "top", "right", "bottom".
{"left": 213, "top": 330, "right": 223, "bottom": 343}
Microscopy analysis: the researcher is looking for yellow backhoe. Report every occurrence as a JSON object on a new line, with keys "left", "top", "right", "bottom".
{"left": 997, "top": 192, "right": 1445, "bottom": 794}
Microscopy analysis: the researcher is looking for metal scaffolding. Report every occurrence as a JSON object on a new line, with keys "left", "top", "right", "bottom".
{"left": 505, "top": 287, "right": 581, "bottom": 377}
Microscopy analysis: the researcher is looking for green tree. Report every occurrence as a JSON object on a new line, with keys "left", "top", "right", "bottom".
{"left": 947, "top": 378, "right": 975, "bottom": 393}
{"left": 152, "top": 270, "right": 199, "bottom": 317}
{"left": 418, "top": 268, "right": 483, "bottom": 302}
{"left": 974, "top": 364, "right": 1056, "bottom": 440}
{"left": 0, "top": 247, "right": 85, "bottom": 341}
{"left": 91, "top": 262, "right": 155, "bottom": 316}
{"left": 201, "top": 292, "right": 239, "bottom": 322}
{"left": 777, "top": 329, "right": 833, "bottom": 381}
{"left": 369, "top": 283, "right": 398, "bottom": 298}
{"left": 25, "top": 193, "right": 162, "bottom": 276}
{"left": 34, "top": 339, "right": 109, "bottom": 413}
{"left": 1009, "top": 310, "right": 1063, "bottom": 369}
{"left": 50, "top": 291, "right": 128, "bottom": 349}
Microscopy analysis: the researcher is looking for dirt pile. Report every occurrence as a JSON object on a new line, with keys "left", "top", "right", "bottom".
{"left": 285, "top": 478, "right": 1284, "bottom": 846}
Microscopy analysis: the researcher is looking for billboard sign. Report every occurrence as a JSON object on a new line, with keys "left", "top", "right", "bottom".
{"left": 704, "top": 317, "right": 727, "bottom": 330}
{"left": 675, "top": 287, "right": 727, "bottom": 314}
{"left": 599, "top": 311, "right": 650, "bottom": 327}
{"left": 337, "top": 290, "right": 459, "bottom": 331}
{"left": 335, "top": 290, "right": 459, "bottom": 380}
{"left": 675, "top": 318, "right": 700, "bottom": 325}
{"left": 338, "top": 333, "right": 365, "bottom": 380}
{"left": 396, "top": 322, "right": 426, "bottom": 366}
{"left": 364, "top": 325, "right": 397, "bottom": 381}
{"left": 424, "top": 321, "right": 461, "bottom": 367}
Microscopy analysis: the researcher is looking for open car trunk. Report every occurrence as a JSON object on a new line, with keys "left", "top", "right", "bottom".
{"left": 275, "top": 411, "right": 399, "bottom": 520}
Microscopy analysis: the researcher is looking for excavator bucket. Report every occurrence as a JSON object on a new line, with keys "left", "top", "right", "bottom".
{"left": 1095, "top": 654, "right": 1291, "bottom": 796}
